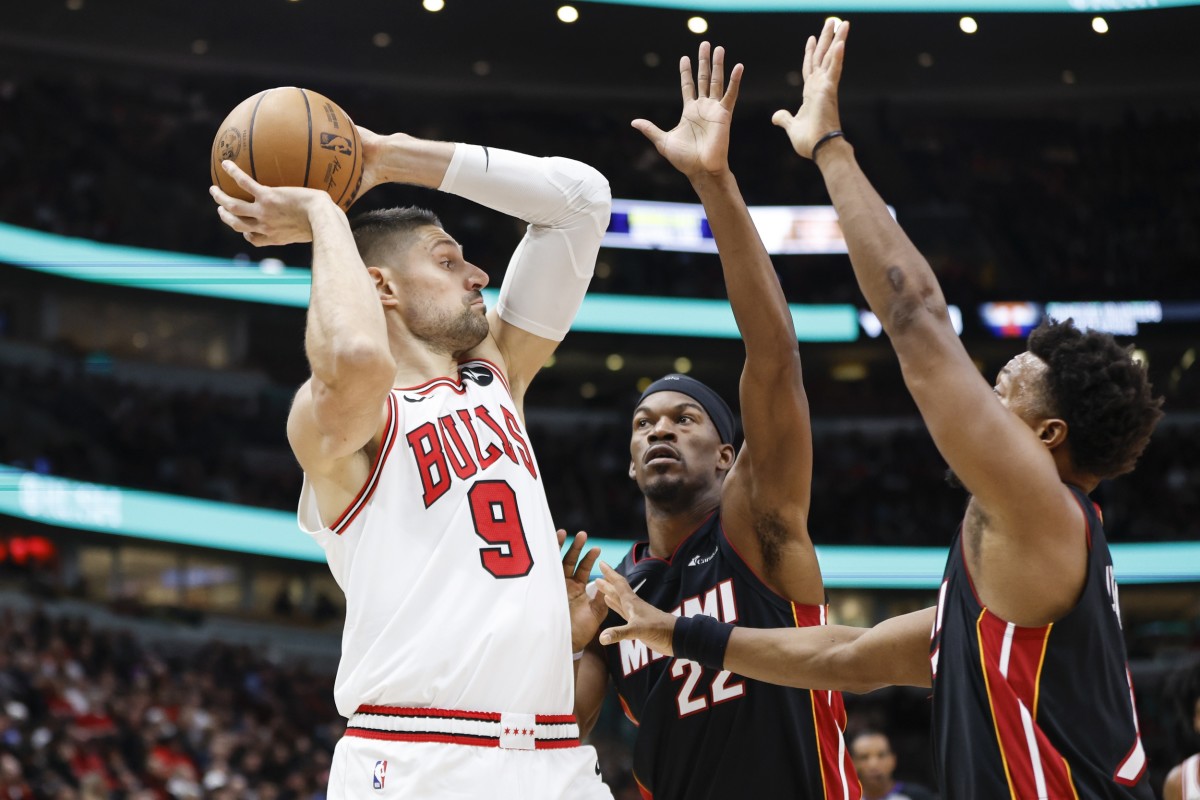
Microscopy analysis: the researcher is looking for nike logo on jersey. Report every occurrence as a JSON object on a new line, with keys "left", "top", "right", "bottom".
{"left": 402, "top": 395, "right": 429, "bottom": 403}
{"left": 687, "top": 547, "right": 718, "bottom": 567}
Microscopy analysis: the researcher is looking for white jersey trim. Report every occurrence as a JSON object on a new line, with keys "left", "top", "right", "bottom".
{"left": 328, "top": 391, "right": 400, "bottom": 535}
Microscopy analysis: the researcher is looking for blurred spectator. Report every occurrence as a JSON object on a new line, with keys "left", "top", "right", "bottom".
{"left": 850, "top": 730, "right": 937, "bottom": 800}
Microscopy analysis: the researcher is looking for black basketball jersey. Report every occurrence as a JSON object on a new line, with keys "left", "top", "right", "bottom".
{"left": 930, "top": 486, "right": 1153, "bottom": 799}
{"left": 601, "top": 511, "right": 860, "bottom": 800}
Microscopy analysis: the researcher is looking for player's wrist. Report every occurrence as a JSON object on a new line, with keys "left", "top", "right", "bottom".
{"left": 672, "top": 614, "right": 734, "bottom": 671}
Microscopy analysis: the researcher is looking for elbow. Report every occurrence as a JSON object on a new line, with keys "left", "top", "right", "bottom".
{"left": 547, "top": 157, "right": 612, "bottom": 234}
{"left": 881, "top": 266, "right": 949, "bottom": 338}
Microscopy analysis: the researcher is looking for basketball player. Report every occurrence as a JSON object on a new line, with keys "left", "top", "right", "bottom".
{"left": 596, "top": 20, "right": 1163, "bottom": 800}
{"left": 1164, "top": 680, "right": 1200, "bottom": 800}
{"left": 567, "top": 43, "right": 859, "bottom": 800}
{"left": 208, "top": 125, "right": 613, "bottom": 799}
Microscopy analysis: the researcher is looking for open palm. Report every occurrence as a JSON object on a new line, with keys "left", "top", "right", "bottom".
{"left": 633, "top": 42, "right": 743, "bottom": 179}
{"left": 772, "top": 18, "right": 849, "bottom": 160}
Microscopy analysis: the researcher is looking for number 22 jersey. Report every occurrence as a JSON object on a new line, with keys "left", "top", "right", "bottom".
{"left": 601, "top": 512, "right": 860, "bottom": 800}
{"left": 298, "top": 359, "right": 574, "bottom": 721}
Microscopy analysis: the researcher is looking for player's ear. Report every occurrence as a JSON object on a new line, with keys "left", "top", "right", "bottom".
{"left": 368, "top": 266, "right": 400, "bottom": 308}
{"left": 716, "top": 443, "right": 735, "bottom": 471}
{"left": 1037, "top": 417, "right": 1068, "bottom": 450}
{"left": 628, "top": 460, "right": 637, "bottom": 480}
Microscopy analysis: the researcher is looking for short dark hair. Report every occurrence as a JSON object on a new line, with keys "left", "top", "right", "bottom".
{"left": 349, "top": 206, "right": 442, "bottom": 266}
{"left": 1027, "top": 319, "right": 1163, "bottom": 480}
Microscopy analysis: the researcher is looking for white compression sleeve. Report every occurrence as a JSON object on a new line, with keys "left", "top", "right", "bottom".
{"left": 438, "top": 144, "right": 611, "bottom": 341}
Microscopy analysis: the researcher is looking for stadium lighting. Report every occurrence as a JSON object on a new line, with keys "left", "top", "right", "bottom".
{"left": 558, "top": 5, "right": 580, "bottom": 22}
{"left": 1092, "top": 16, "right": 1109, "bottom": 32}
{"left": 423, "top": 0, "right": 445, "bottom": 11}
{"left": 674, "top": 357, "right": 693, "bottom": 374}
{"left": 959, "top": 16, "right": 979, "bottom": 33}
{"left": 687, "top": 15, "right": 708, "bottom": 33}
{"left": 606, "top": 354, "right": 625, "bottom": 371}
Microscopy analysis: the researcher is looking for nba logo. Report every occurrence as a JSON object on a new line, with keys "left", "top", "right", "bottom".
{"left": 373, "top": 760, "right": 387, "bottom": 790}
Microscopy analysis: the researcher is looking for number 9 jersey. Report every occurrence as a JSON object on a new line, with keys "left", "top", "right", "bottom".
{"left": 298, "top": 359, "right": 574, "bottom": 721}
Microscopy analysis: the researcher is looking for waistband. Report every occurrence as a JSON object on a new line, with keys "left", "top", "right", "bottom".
{"left": 346, "top": 705, "right": 581, "bottom": 751}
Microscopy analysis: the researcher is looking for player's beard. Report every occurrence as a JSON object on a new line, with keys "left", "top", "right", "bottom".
{"left": 411, "top": 300, "right": 489, "bottom": 358}
{"left": 641, "top": 468, "right": 708, "bottom": 515}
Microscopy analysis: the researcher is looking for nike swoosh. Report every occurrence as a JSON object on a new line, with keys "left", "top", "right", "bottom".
{"left": 403, "top": 395, "right": 428, "bottom": 403}
{"left": 631, "top": 578, "right": 647, "bottom": 594}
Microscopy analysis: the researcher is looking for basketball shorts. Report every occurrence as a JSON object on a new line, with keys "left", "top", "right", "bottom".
{"left": 327, "top": 729, "right": 612, "bottom": 799}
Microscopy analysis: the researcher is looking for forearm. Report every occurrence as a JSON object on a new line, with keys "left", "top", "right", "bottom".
{"left": 722, "top": 625, "right": 869, "bottom": 692}
{"left": 304, "top": 199, "right": 392, "bottom": 385}
{"left": 816, "top": 139, "right": 952, "bottom": 339}
{"left": 442, "top": 144, "right": 611, "bottom": 342}
{"left": 690, "top": 170, "right": 798, "bottom": 362}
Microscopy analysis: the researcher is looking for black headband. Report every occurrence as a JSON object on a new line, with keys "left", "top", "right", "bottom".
{"left": 636, "top": 374, "right": 735, "bottom": 445}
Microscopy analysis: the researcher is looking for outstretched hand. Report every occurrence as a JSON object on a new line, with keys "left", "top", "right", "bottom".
{"left": 559, "top": 530, "right": 608, "bottom": 652}
{"left": 772, "top": 18, "right": 849, "bottom": 160}
{"left": 209, "top": 160, "right": 329, "bottom": 246}
{"left": 632, "top": 41, "right": 743, "bottom": 180}
{"left": 595, "top": 562, "right": 676, "bottom": 656}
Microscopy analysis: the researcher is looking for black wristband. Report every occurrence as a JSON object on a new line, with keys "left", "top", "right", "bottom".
{"left": 811, "top": 129, "right": 845, "bottom": 162}
{"left": 672, "top": 614, "right": 734, "bottom": 671}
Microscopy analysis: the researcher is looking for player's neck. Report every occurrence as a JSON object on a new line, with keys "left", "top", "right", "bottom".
{"left": 389, "top": 337, "right": 462, "bottom": 389}
{"left": 644, "top": 493, "right": 720, "bottom": 560}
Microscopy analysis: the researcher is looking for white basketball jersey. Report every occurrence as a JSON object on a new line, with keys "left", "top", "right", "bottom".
{"left": 1185, "top": 753, "right": 1200, "bottom": 800}
{"left": 298, "top": 359, "right": 573, "bottom": 720}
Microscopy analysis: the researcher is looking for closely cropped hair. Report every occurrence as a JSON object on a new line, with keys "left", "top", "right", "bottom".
{"left": 1027, "top": 319, "right": 1163, "bottom": 479}
{"left": 350, "top": 206, "right": 442, "bottom": 266}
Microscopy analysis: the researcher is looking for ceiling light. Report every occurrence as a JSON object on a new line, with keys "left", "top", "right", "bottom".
{"left": 687, "top": 16, "right": 708, "bottom": 34}
{"left": 959, "top": 16, "right": 978, "bottom": 34}
{"left": 673, "top": 357, "right": 692, "bottom": 374}
{"left": 606, "top": 354, "right": 625, "bottom": 371}
{"left": 372, "top": 32, "right": 392, "bottom": 48}
{"left": 557, "top": 5, "right": 579, "bottom": 23}
{"left": 423, "top": 0, "right": 445, "bottom": 11}
{"left": 917, "top": 52, "right": 934, "bottom": 68}
{"left": 1092, "top": 16, "right": 1109, "bottom": 33}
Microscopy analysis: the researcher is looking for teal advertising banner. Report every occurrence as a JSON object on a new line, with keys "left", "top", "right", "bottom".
{"left": 3, "top": 465, "right": 1195, "bottom": 588}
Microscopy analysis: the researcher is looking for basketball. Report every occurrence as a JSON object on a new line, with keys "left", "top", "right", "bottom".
{"left": 210, "top": 87, "right": 364, "bottom": 211}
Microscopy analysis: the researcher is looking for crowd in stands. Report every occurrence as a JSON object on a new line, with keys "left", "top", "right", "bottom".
{"left": 3, "top": 359, "right": 1198, "bottom": 546}
{"left": 0, "top": 606, "right": 338, "bottom": 799}
{"left": 1, "top": 71, "right": 1198, "bottom": 304}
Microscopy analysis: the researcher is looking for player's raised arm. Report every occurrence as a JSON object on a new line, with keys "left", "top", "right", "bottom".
{"left": 634, "top": 43, "right": 820, "bottom": 603}
{"left": 772, "top": 22, "right": 1082, "bottom": 609}
{"left": 596, "top": 563, "right": 931, "bottom": 693}
{"left": 210, "top": 163, "right": 396, "bottom": 477}
{"left": 356, "top": 128, "right": 611, "bottom": 409}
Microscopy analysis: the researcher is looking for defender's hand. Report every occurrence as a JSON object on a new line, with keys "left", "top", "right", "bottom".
{"left": 772, "top": 19, "right": 849, "bottom": 160}
{"left": 632, "top": 41, "right": 743, "bottom": 181}
{"left": 559, "top": 530, "right": 608, "bottom": 652}
{"left": 210, "top": 160, "right": 329, "bottom": 246}
{"left": 596, "top": 562, "right": 676, "bottom": 656}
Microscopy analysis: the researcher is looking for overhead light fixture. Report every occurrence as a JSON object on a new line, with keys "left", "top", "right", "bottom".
{"left": 673, "top": 357, "right": 692, "bottom": 374}
{"left": 606, "top": 354, "right": 625, "bottom": 371}
{"left": 557, "top": 5, "right": 579, "bottom": 23}
{"left": 372, "top": 32, "right": 392, "bottom": 48}
{"left": 959, "top": 16, "right": 978, "bottom": 34}
{"left": 423, "top": 0, "right": 445, "bottom": 12}
{"left": 687, "top": 16, "right": 708, "bottom": 34}
{"left": 1092, "top": 16, "right": 1109, "bottom": 33}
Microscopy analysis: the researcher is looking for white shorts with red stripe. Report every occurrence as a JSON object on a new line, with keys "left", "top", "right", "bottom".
{"left": 328, "top": 706, "right": 613, "bottom": 799}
